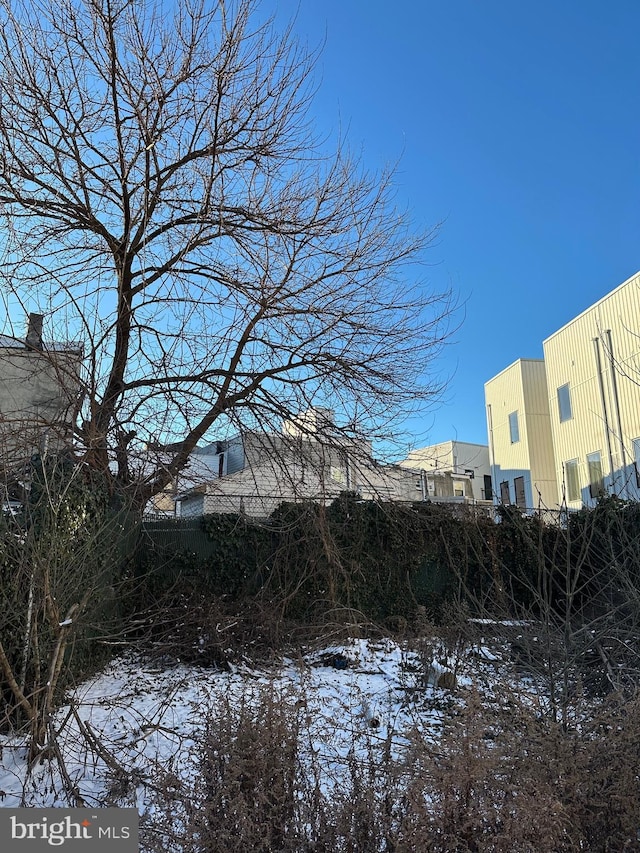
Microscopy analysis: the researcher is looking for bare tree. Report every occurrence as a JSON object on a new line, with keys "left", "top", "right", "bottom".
{"left": 0, "top": 0, "right": 450, "bottom": 508}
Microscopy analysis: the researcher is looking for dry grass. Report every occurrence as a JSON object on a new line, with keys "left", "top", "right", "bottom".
{"left": 139, "top": 659, "right": 640, "bottom": 853}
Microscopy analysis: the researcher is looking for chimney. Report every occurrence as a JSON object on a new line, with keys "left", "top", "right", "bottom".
{"left": 25, "top": 312, "right": 43, "bottom": 350}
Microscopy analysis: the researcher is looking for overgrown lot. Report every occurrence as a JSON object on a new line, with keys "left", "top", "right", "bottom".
{"left": 2, "top": 632, "right": 640, "bottom": 852}
{"left": 2, "top": 473, "right": 640, "bottom": 851}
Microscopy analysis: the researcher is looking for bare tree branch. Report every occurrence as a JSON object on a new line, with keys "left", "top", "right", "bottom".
{"left": 0, "top": 0, "right": 452, "bottom": 507}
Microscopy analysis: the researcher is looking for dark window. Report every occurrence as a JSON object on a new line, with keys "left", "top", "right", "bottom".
{"left": 587, "top": 451, "right": 604, "bottom": 498}
{"left": 483, "top": 474, "right": 493, "bottom": 501}
{"left": 218, "top": 453, "right": 225, "bottom": 478}
{"left": 514, "top": 476, "right": 526, "bottom": 509}
{"left": 500, "top": 480, "right": 510, "bottom": 504}
{"left": 558, "top": 384, "right": 572, "bottom": 422}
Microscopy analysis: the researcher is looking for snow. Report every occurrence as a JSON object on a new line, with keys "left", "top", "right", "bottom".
{"left": 0, "top": 635, "right": 511, "bottom": 843}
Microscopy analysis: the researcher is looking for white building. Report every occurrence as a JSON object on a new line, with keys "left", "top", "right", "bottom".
{"left": 400, "top": 440, "right": 492, "bottom": 503}
{"left": 173, "top": 411, "right": 483, "bottom": 519}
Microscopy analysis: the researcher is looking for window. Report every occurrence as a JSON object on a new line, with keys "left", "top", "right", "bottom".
{"left": 453, "top": 481, "right": 465, "bottom": 497}
{"left": 500, "top": 480, "right": 510, "bottom": 504}
{"left": 564, "top": 459, "right": 580, "bottom": 503}
{"left": 483, "top": 474, "right": 493, "bottom": 501}
{"left": 634, "top": 438, "right": 640, "bottom": 489}
{"left": 558, "top": 384, "right": 572, "bottom": 422}
{"left": 514, "top": 476, "right": 526, "bottom": 509}
{"left": 508, "top": 411, "right": 520, "bottom": 443}
{"left": 587, "top": 451, "right": 604, "bottom": 499}
{"left": 330, "top": 466, "right": 346, "bottom": 485}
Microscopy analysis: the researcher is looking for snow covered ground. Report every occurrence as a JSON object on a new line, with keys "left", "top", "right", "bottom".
{"left": 0, "top": 634, "right": 521, "bottom": 848}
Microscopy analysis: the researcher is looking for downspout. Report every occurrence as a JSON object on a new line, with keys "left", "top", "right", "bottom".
{"left": 486, "top": 403, "right": 497, "bottom": 503}
{"left": 592, "top": 337, "right": 615, "bottom": 492}
{"left": 604, "top": 329, "right": 629, "bottom": 498}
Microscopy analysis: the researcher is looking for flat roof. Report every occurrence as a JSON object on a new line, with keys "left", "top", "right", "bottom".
{"left": 543, "top": 270, "right": 640, "bottom": 344}
{"left": 484, "top": 357, "right": 545, "bottom": 388}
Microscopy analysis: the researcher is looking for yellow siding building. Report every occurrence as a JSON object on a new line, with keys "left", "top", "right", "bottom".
{"left": 543, "top": 270, "right": 640, "bottom": 507}
{"left": 485, "top": 271, "right": 640, "bottom": 510}
{"left": 485, "top": 359, "right": 558, "bottom": 510}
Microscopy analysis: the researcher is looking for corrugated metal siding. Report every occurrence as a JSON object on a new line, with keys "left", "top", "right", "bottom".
{"left": 520, "top": 359, "right": 558, "bottom": 505}
{"left": 485, "top": 359, "right": 558, "bottom": 509}
{"left": 485, "top": 361, "right": 527, "bottom": 469}
{"left": 543, "top": 273, "right": 640, "bottom": 505}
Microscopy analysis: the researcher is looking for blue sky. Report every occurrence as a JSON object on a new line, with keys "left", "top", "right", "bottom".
{"left": 279, "top": 0, "right": 640, "bottom": 452}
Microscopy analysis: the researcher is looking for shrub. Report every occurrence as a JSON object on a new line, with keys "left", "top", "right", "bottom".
{"left": 0, "top": 456, "right": 135, "bottom": 753}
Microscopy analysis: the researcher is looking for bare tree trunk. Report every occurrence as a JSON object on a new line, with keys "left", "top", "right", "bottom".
{"left": 0, "top": 0, "right": 452, "bottom": 510}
